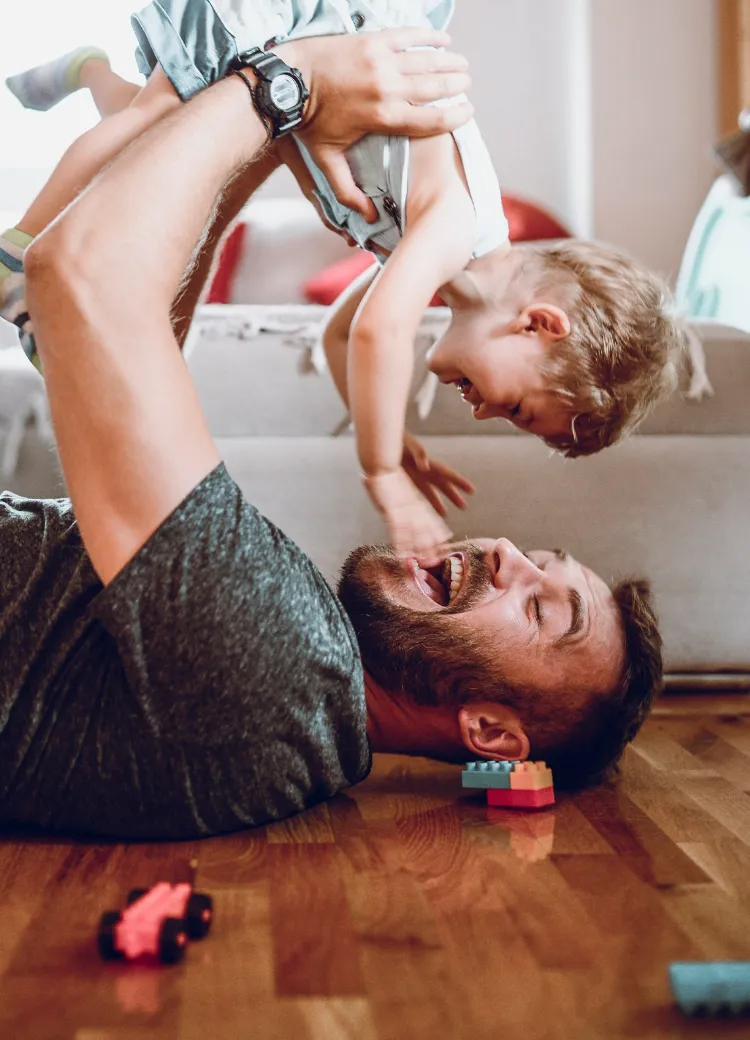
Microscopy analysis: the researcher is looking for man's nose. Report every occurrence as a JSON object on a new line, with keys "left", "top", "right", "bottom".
{"left": 490, "top": 538, "right": 540, "bottom": 589}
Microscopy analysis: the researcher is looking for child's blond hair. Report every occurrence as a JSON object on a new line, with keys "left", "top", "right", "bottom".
{"left": 530, "top": 240, "right": 681, "bottom": 457}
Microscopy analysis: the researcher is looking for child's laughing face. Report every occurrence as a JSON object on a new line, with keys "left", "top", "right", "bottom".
{"left": 427, "top": 320, "right": 574, "bottom": 442}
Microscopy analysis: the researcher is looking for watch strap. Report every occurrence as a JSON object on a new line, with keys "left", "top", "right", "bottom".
{"left": 230, "top": 67, "right": 274, "bottom": 142}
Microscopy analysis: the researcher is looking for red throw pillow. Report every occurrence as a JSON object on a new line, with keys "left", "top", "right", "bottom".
{"left": 503, "top": 195, "right": 571, "bottom": 242}
{"left": 303, "top": 251, "right": 375, "bottom": 306}
{"left": 303, "top": 251, "right": 444, "bottom": 306}
{"left": 206, "top": 222, "right": 247, "bottom": 304}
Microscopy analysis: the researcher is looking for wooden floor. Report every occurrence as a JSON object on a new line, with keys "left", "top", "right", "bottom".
{"left": 2, "top": 696, "right": 750, "bottom": 1040}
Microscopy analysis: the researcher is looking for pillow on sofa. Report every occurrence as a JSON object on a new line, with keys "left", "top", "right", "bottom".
{"left": 207, "top": 197, "right": 353, "bottom": 304}
{"left": 301, "top": 195, "right": 571, "bottom": 306}
{"left": 504, "top": 196, "right": 571, "bottom": 241}
{"left": 303, "top": 252, "right": 444, "bottom": 307}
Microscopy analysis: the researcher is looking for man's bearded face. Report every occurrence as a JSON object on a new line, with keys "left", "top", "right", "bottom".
{"left": 337, "top": 538, "right": 624, "bottom": 715}
{"left": 337, "top": 544, "right": 512, "bottom": 707}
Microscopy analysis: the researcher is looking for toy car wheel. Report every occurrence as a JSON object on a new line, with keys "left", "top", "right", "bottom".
{"left": 98, "top": 911, "right": 124, "bottom": 961}
{"left": 125, "top": 887, "right": 149, "bottom": 906}
{"left": 159, "top": 917, "right": 188, "bottom": 964}
{"left": 185, "top": 893, "right": 213, "bottom": 940}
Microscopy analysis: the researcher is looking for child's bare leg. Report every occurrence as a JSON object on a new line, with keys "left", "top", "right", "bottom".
{"left": 79, "top": 59, "right": 140, "bottom": 118}
{"left": 1, "top": 67, "right": 180, "bottom": 368}
{"left": 20, "top": 66, "right": 180, "bottom": 237}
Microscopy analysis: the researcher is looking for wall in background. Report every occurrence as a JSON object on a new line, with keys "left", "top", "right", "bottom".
{"left": 0, "top": 0, "right": 720, "bottom": 280}
{"left": 590, "top": 0, "right": 718, "bottom": 278}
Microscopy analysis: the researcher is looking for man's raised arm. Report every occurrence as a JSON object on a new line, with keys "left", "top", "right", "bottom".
{"left": 24, "top": 28, "right": 471, "bottom": 584}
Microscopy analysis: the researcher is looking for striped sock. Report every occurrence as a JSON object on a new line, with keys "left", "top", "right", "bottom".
{"left": 0, "top": 229, "right": 41, "bottom": 372}
{"left": 6, "top": 46, "right": 109, "bottom": 112}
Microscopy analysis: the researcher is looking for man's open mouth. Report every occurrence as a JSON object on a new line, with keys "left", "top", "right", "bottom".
{"left": 411, "top": 553, "right": 465, "bottom": 606}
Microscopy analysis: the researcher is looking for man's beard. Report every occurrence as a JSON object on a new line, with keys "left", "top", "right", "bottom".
{"left": 337, "top": 543, "right": 513, "bottom": 708}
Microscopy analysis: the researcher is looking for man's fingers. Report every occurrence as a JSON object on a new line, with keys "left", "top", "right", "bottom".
{"left": 380, "top": 27, "right": 453, "bottom": 52}
{"left": 312, "top": 148, "right": 377, "bottom": 221}
{"left": 397, "top": 49, "right": 469, "bottom": 76}
{"left": 394, "top": 99, "right": 474, "bottom": 137}
{"left": 405, "top": 72, "right": 472, "bottom": 105}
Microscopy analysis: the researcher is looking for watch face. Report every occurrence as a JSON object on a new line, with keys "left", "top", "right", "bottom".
{"left": 270, "top": 73, "right": 301, "bottom": 112}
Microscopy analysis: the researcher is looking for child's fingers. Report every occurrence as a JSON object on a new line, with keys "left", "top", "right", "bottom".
{"left": 441, "top": 483, "right": 469, "bottom": 510}
{"left": 432, "top": 461, "right": 476, "bottom": 493}
{"left": 420, "top": 484, "right": 447, "bottom": 516}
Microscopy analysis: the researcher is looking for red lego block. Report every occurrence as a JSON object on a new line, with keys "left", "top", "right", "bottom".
{"left": 487, "top": 787, "right": 555, "bottom": 809}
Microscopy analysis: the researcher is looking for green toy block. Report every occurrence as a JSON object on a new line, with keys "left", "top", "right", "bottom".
{"left": 461, "top": 760, "right": 518, "bottom": 790}
{"left": 669, "top": 962, "right": 750, "bottom": 1016}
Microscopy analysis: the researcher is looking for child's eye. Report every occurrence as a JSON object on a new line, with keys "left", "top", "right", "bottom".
{"left": 510, "top": 403, "right": 522, "bottom": 418}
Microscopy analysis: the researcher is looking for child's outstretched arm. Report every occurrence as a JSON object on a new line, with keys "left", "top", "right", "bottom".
{"left": 348, "top": 189, "right": 475, "bottom": 554}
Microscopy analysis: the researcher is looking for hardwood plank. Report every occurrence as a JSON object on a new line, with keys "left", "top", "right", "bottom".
{"left": 571, "top": 785, "right": 712, "bottom": 888}
{"left": 618, "top": 746, "right": 744, "bottom": 844}
{"left": 268, "top": 844, "right": 364, "bottom": 998}
{"left": 679, "top": 839, "right": 750, "bottom": 903}
{"left": 666, "top": 721, "right": 750, "bottom": 791}
{"left": 266, "top": 803, "right": 334, "bottom": 844}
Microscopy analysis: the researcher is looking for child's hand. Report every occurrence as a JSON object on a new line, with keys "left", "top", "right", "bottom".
{"left": 401, "top": 431, "right": 475, "bottom": 516}
{"left": 362, "top": 468, "right": 453, "bottom": 556}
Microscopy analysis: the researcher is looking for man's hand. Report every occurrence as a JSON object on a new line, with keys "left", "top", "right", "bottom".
{"left": 278, "top": 28, "right": 472, "bottom": 220}
{"left": 402, "top": 431, "right": 475, "bottom": 516}
{"left": 363, "top": 466, "right": 454, "bottom": 557}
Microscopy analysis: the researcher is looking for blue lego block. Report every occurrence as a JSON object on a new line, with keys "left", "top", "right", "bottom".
{"left": 669, "top": 962, "right": 750, "bottom": 1016}
{"left": 461, "top": 760, "right": 519, "bottom": 790}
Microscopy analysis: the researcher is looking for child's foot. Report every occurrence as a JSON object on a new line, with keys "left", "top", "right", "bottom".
{"left": 6, "top": 46, "right": 109, "bottom": 112}
{"left": 0, "top": 229, "right": 40, "bottom": 372}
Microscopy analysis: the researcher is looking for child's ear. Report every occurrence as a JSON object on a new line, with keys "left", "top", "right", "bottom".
{"left": 523, "top": 304, "right": 571, "bottom": 340}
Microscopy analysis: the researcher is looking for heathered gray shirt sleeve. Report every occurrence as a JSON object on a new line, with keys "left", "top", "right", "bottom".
{"left": 0, "top": 464, "right": 370, "bottom": 839}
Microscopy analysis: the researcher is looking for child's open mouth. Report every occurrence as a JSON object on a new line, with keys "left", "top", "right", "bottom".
{"left": 455, "top": 379, "right": 484, "bottom": 413}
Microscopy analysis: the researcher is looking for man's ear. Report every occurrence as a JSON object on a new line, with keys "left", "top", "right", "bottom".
{"left": 457, "top": 702, "right": 531, "bottom": 761}
{"left": 520, "top": 303, "right": 571, "bottom": 341}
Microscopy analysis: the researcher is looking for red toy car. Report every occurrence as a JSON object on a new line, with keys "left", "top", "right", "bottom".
{"left": 98, "top": 872, "right": 213, "bottom": 964}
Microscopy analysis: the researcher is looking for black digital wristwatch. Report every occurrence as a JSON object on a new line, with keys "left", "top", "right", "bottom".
{"left": 230, "top": 47, "right": 309, "bottom": 138}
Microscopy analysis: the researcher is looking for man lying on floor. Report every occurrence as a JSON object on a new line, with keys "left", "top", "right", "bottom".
{"left": 0, "top": 30, "right": 663, "bottom": 840}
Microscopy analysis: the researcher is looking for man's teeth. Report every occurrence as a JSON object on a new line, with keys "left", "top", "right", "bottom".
{"left": 446, "top": 556, "right": 464, "bottom": 603}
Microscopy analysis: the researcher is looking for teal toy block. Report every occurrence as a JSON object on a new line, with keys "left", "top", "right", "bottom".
{"left": 461, "top": 760, "right": 519, "bottom": 790}
{"left": 669, "top": 962, "right": 750, "bottom": 1016}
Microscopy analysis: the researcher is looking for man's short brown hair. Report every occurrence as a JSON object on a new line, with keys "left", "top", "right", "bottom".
{"left": 528, "top": 578, "right": 663, "bottom": 788}
{"left": 531, "top": 240, "right": 682, "bottom": 457}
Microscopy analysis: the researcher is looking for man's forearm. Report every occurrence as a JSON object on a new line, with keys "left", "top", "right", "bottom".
{"left": 170, "top": 148, "right": 282, "bottom": 348}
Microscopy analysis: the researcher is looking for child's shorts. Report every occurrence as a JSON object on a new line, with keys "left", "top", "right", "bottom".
{"left": 132, "top": 0, "right": 454, "bottom": 101}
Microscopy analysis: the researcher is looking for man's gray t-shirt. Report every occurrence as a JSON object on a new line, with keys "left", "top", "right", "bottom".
{"left": 0, "top": 464, "right": 370, "bottom": 839}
